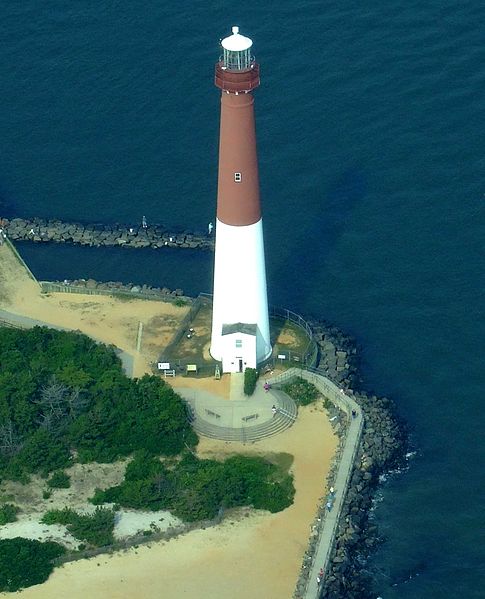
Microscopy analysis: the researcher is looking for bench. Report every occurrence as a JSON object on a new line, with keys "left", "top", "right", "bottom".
{"left": 186, "top": 364, "right": 198, "bottom": 374}
{"left": 205, "top": 409, "right": 221, "bottom": 419}
{"left": 242, "top": 413, "right": 259, "bottom": 422}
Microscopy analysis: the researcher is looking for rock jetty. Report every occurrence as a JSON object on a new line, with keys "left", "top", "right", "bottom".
{"left": 320, "top": 390, "right": 405, "bottom": 598}
{"left": 0, "top": 217, "right": 214, "bottom": 250}
{"left": 294, "top": 320, "right": 407, "bottom": 599}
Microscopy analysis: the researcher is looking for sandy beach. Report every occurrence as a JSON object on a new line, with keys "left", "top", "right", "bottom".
{"left": 0, "top": 242, "right": 338, "bottom": 598}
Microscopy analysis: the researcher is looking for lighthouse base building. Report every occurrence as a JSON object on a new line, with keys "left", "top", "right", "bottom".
{"left": 210, "top": 217, "right": 272, "bottom": 373}
{"left": 209, "top": 27, "right": 272, "bottom": 373}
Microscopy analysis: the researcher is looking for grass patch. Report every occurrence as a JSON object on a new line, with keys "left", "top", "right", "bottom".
{"left": 282, "top": 379, "right": 319, "bottom": 405}
{"left": 265, "top": 452, "right": 294, "bottom": 473}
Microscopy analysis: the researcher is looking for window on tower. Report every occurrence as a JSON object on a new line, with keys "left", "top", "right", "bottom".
{"left": 234, "top": 172, "right": 242, "bottom": 182}
{"left": 235, "top": 339, "right": 242, "bottom": 348}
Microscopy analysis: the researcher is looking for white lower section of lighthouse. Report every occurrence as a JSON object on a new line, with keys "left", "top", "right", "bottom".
{"left": 210, "top": 218, "right": 272, "bottom": 372}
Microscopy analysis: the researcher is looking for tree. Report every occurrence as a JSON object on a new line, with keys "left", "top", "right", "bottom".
{"left": 0, "top": 420, "right": 22, "bottom": 458}
{"left": 0, "top": 537, "right": 65, "bottom": 592}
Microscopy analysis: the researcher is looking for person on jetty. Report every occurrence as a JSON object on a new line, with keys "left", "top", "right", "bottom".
{"left": 264, "top": 381, "right": 271, "bottom": 392}
{"left": 271, "top": 405, "right": 277, "bottom": 416}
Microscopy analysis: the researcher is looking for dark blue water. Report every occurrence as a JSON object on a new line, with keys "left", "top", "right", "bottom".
{"left": 2, "top": 2, "right": 484, "bottom": 597}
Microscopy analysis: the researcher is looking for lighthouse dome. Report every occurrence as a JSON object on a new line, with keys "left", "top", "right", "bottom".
{"left": 221, "top": 26, "right": 253, "bottom": 52}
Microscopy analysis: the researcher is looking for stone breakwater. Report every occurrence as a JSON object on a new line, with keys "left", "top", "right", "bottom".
{"left": 0, "top": 217, "right": 214, "bottom": 250}
{"left": 321, "top": 391, "right": 405, "bottom": 598}
{"left": 294, "top": 321, "right": 406, "bottom": 599}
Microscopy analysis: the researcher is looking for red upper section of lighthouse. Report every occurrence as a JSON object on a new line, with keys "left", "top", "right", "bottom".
{"left": 215, "top": 62, "right": 260, "bottom": 94}
{"left": 215, "top": 28, "right": 262, "bottom": 227}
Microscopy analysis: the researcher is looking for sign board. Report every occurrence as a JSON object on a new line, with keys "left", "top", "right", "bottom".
{"left": 157, "top": 362, "right": 170, "bottom": 370}
{"left": 277, "top": 354, "right": 286, "bottom": 360}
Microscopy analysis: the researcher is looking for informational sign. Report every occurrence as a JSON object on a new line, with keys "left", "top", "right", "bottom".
{"left": 277, "top": 354, "right": 286, "bottom": 360}
{"left": 157, "top": 362, "right": 170, "bottom": 370}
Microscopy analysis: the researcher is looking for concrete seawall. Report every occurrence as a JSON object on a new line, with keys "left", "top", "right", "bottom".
{"left": 0, "top": 217, "right": 214, "bottom": 250}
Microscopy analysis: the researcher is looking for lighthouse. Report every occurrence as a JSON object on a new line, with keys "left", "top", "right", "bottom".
{"left": 210, "top": 26, "right": 272, "bottom": 373}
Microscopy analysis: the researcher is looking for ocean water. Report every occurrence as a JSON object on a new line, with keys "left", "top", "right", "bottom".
{"left": 1, "top": 2, "right": 484, "bottom": 597}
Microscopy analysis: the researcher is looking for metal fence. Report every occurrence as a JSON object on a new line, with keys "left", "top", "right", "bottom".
{"left": 159, "top": 294, "right": 210, "bottom": 362}
{"left": 198, "top": 294, "right": 319, "bottom": 369}
{"left": 40, "top": 281, "right": 190, "bottom": 305}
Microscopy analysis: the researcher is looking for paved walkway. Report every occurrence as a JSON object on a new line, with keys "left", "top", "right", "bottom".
{"left": 229, "top": 372, "right": 245, "bottom": 400}
{"left": 291, "top": 370, "right": 364, "bottom": 599}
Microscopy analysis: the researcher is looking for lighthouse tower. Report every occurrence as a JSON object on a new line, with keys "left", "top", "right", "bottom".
{"left": 210, "top": 26, "right": 272, "bottom": 373}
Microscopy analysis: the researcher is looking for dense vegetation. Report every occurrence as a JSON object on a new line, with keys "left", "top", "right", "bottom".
{"left": 0, "top": 327, "right": 197, "bottom": 481}
{"left": 0, "top": 503, "right": 19, "bottom": 525}
{"left": 243, "top": 367, "right": 259, "bottom": 396}
{"left": 0, "top": 537, "right": 65, "bottom": 592}
{"left": 47, "top": 471, "right": 71, "bottom": 489}
{"left": 282, "top": 378, "right": 319, "bottom": 405}
{"left": 91, "top": 450, "right": 294, "bottom": 522}
{"left": 41, "top": 507, "right": 115, "bottom": 547}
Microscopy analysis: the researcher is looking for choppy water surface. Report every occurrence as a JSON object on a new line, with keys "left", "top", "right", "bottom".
{"left": 2, "top": 2, "right": 484, "bottom": 597}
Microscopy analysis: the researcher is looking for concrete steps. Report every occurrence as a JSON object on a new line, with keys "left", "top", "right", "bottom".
{"left": 188, "top": 390, "right": 298, "bottom": 443}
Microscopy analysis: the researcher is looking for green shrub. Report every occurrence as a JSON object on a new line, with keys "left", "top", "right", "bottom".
{"left": 41, "top": 507, "right": 115, "bottom": 547}
{"left": 0, "top": 537, "right": 65, "bottom": 592}
{"left": 92, "top": 451, "right": 295, "bottom": 523}
{"left": 41, "top": 507, "right": 74, "bottom": 526}
{"left": 0, "top": 503, "right": 19, "bottom": 525}
{"left": 282, "top": 379, "right": 319, "bottom": 405}
{"left": 69, "top": 508, "right": 114, "bottom": 547}
{"left": 11, "top": 429, "right": 71, "bottom": 477}
{"left": 47, "top": 471, "right": 71, "bottom": 489}
{"left": 243, "top": 368, "right": 259, "bottom": 396}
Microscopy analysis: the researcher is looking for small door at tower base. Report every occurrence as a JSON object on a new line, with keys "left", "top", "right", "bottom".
{"left": 220, "top": 325, "right": 257, "bottom": 373}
